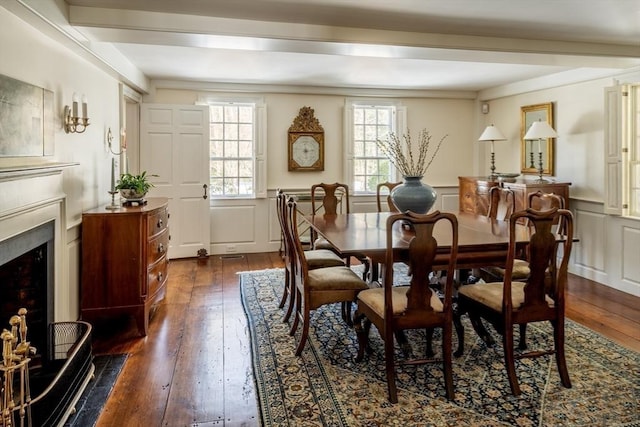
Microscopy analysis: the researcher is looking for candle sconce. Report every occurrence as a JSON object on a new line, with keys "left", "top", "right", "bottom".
{"left": 64, "top": 93, "right": 90, "bottom": 133}
{"left": 106, "top": 128, "right": 122, "bottom": 155}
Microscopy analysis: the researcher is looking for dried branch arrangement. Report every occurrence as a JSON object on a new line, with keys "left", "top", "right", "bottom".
{"left": 376, "top": 129, "right": 448, "bottom": 177}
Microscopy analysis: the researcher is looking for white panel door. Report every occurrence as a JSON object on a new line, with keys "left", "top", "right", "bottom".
{"left": 141, "top": 104, "right": 210, "bottom": 259}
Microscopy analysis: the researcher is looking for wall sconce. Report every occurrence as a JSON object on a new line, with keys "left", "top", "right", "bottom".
{"left": 64, "top": 93, "right": 90, "bottom": 133}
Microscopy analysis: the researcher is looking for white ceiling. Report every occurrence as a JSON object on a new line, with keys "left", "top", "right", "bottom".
{"left": 26, "top": 0, "right": 640, "bottom": 93}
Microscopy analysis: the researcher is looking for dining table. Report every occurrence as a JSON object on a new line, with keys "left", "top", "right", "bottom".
{"left": 304, "top": 211, "right": 534, "bottom": 274}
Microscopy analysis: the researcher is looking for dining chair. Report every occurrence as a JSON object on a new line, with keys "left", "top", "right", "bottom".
{"left": 286, "top": 196, "right": 368, "bottom": 356}
{"left": 458, "top": 207, "right": 574, "bottom": 396}
{"left": 479, "top": 186, "right": 530, "bottom": 282}
{"left": 353, "top": 210, "right": 459, "bottom": 403}
{"left": 275, "top": 189, "right": 345, "bottom": 323}
{"left": 310, "top": 182, "right": 370, "bottom": 280}
{"left": 376, "top": 181, "right": 401, "bottom": 212}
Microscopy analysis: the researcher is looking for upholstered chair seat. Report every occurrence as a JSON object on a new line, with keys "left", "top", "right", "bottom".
{"left": 458, "top": 281, "right": 554, "bottom": 312}
{"left": 357, "top": 286, "right": 443, "bottom": 317}
{"left": 305, "top": 249, "right": 345, "bottom": 269}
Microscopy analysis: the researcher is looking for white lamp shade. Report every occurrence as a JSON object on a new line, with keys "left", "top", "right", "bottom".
{"left": 478, "top": 125, "right": 507, "bottom": 141}
{"left": 524, "top": 120, "right": 558, "bottom": 139}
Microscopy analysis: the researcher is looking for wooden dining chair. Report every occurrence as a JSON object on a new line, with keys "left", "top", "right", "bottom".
{"left": 376, "top": 181, "right": 401, "bottom": 212}
{"left": 353, "top": 210, "right": 459, "bottom": 403}
{"left": 458, "top": 207, "right": 574, "bottom": 396}
{"left": 286, "top": 196, "right": 368, "bottom": 356}
{"left": 480, "top": 186, "right": 530, "bottom": 282}
{"left": 275, "top": 189, "right": 345, "bottom": 323}
{"left": 310, "top": 182, "right": 370, "bottom": 280}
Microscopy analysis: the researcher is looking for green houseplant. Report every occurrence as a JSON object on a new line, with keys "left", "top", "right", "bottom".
{"left": 115, "top": 171, "right": 155, "bottom": 201}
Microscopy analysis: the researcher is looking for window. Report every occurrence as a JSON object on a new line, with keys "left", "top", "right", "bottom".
{"left": 204, "top": 99, "right": 266, "bottom": 199}
{"left": 345, "top": 101, "right": 406, "bottom": 193}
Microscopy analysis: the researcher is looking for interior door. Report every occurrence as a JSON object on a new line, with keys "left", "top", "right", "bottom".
{"left": 140, "top": 104, "right": 210, "bottom": 259}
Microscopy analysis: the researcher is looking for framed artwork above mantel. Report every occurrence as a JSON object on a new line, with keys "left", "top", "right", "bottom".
{"left": 0, "top": 74, "right": 54, "bottom": 158}
{"left": 288, "top": 106, "right": 324, "bottom": 171}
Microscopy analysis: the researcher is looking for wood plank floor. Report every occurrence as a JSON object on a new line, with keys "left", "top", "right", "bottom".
{"left": 92, "top": 253, "right": 640, "bottom": 426}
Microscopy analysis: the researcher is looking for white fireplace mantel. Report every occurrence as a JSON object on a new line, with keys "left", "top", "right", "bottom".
{"left": 0, "top": 161, "right": 79, "bottom": 322}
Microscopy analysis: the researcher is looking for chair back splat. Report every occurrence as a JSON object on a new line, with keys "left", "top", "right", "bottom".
{"left": 458, "top": 207, "right": 574, "bottom": 396}
{"left": 354, "top": 210, "right": 459, "bottom": 403}
{"left": 488, "top": 186, "right": 516, "bottom": 220}
{"left": 376, "top": 181, "right": 401, "bottom": 213}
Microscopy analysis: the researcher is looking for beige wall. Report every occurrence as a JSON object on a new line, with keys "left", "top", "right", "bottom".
{"left": 149, "top": 90, "right": 476, "bottom": 189}
{"left": 479, "top": 78, "right": 611, "bottom": 202}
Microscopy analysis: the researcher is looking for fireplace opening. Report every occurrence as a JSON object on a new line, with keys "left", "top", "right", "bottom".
{"left": 0, "top": 221, "right": 54, "bottom": 365}
{"left": 0, "top": 221, "right": 94, "bottom": 426}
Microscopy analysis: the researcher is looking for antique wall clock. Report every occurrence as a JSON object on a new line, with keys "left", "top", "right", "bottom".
{"left": 288, "top": 106, "right": 324, "bottom": 171}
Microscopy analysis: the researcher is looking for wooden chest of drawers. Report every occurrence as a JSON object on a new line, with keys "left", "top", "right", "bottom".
{"left": 458, "top": 176, "right": 571, "bottom": 216}
{"left": 81, "top": 197, "right": 169, "bottom": 336}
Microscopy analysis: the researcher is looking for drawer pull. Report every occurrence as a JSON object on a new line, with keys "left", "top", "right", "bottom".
{"left": 157, "top": 219, "right": 163, "bottom": 228}
{"left": 158, "top": 272, "right": 163, "bottom": 282}
{"left": 158, "top": 243, "right": 165, "bottom": 253}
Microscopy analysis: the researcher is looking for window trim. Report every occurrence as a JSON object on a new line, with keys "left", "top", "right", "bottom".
{"left": 198, "top": 95, "right": 267, "bottom": 200}
{"left": 343, "top": 98, "right": 406, "bottom": 194}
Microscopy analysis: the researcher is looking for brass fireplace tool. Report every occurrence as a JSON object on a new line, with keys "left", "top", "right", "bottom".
{"left": 1, "top": 308, "right": 35, "bottom": 427}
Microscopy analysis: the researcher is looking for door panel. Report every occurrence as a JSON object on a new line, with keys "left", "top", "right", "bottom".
{"left": 141, "top": 104, "right": 210, "bottom": 259}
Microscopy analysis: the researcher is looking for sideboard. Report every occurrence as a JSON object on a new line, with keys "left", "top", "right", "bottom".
{"left": 458, "top": 176, "right": 571, "bottom": 216}
{"left": 81, "top": 197, "right": 169, "bottom": 336}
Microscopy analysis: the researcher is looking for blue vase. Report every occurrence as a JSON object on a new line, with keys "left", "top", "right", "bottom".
{"left": 390, "top": 176, "right": 437, "bottom": 214}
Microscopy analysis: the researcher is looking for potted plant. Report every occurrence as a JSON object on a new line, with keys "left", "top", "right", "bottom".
{"left": 115, "top": 171, "right": 155, "bottom": 201}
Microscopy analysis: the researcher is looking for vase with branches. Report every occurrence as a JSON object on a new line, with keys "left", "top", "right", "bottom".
{"left": 376, "top": 129, "right": 448, "bottom": 214}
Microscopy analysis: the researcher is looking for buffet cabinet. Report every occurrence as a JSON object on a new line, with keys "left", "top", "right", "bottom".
{"left": 81, "top": 198, "right": 169, "bottom": 336}
{"left": 458, "top": 176, "right": 571, "bottom": 216}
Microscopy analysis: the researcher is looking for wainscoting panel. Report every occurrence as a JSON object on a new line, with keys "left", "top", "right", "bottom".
{"left": 622, "top": 226, "right": 640, "bottom": 290}
{"left": 573, "top": 209, "right": 606, "bottom": 273}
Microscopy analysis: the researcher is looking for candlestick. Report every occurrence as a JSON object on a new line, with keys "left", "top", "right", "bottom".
{"left": 111, "top": 158, "right": 116, "bottom": 192}
{"left": 82, "top": 94, "right": 87, "bottom": 118}
{"left": 72, "top": 93, "right": 78, "bottom": 117}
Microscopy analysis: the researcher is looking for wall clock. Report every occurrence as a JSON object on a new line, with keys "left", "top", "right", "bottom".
{"left": 288, "top": 106, "right": 324, "bottom": 171}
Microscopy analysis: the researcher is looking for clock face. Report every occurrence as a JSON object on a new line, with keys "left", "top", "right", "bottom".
{"left": 292, "top": 135, "right": 320, "bottom": 168}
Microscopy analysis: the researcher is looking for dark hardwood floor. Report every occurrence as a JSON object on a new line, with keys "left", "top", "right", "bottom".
{"left": 92, "top": 252, "right": 640, "bottom": 426}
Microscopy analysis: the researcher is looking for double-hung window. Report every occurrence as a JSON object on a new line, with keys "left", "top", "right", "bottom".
{"left": 204, "top": 98, "right": 266, "bottom": 199}
{"left": 345, "top": 100, "right": 406, "bottom": 193}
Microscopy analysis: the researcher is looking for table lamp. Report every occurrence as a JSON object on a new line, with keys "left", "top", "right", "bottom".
{"left": 478, "top": 124, "right": 507, "bottom": 180}
{"left": 524, "top": 120, "right": 557, "bottom": 182}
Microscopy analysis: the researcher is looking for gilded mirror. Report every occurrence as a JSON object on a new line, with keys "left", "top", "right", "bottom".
{"left": 521, "top": 103, "right": 554, "bottom": 175}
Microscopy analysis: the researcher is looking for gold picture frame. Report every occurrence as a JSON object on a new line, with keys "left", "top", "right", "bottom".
{"left": 521, "top": 102, "right": 554, "bottom": 176}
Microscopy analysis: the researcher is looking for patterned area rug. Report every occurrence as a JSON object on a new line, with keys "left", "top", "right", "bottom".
{"left": 239, "top": 268, "right": 640, "bottom": 427}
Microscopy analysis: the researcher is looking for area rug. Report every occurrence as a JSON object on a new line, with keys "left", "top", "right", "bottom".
{"left": 239, "top": 268, "right": 640, "bottom": 427}
{"left": 63, "top": 353, "right": 128, "bottom": 427}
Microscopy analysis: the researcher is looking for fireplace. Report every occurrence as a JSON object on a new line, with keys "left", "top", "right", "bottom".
{"left": 0, "top": 163, "right": 93, "bottom": 426}
{"left": 0, "top": 221, "right": 54, "bottom": 364}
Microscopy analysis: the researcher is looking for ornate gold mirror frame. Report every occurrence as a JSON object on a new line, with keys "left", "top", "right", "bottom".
{"left": 288, "top": 106, "right": 325, "bottom": 171}
{"left": 521, "top": 102, "right": 554, "bottom": 176}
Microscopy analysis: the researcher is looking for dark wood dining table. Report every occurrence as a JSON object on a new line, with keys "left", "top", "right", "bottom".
{"left": 304, "top": 211, "right": 533, "bottom": 272}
